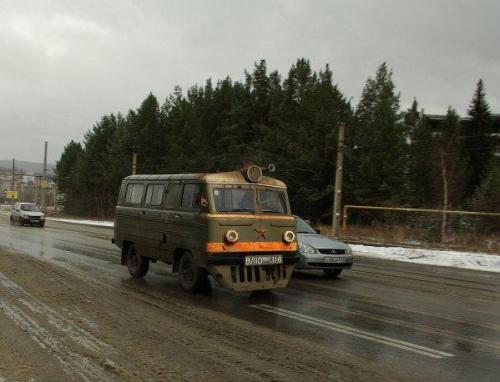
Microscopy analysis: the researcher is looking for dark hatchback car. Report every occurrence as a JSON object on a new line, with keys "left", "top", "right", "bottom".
{"left": 295, "top": 217, "right": 353, "bottom": 277}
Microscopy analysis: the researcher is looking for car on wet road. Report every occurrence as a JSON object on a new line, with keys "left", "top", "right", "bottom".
{"left": 295, "top": 216, "right": 352, "bottom": 277}
{"left": 10, "top": 202, "right": 46, "bottom": 227}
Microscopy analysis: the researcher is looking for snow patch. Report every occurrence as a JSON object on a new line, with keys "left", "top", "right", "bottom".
{"left": 351, "top": 244, "right": 500, "bottom": 273}
{"left": 48, "top": 218, "right": 114, "bottom": 227}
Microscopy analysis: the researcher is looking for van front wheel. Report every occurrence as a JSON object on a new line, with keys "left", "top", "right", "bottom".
{"left": 178, "top": 252, "right": 209, "bottom": 293}
{"left": 127, "top": 245, "right": 150, "bottom": 278}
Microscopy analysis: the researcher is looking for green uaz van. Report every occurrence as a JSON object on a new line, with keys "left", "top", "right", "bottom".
{"left": 113, "top": 166, "right": 299, "bottom": 293}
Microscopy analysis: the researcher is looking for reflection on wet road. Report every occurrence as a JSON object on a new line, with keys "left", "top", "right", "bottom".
{"left": 1, "top": 216, "right": 500, "bottom": 381}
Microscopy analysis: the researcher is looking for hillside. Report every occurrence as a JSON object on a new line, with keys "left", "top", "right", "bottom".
{"left": 0, "top": 160, "right": 55, "bottom": 175}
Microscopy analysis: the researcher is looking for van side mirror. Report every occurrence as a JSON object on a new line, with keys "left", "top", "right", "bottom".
{"left": 200, "top": 197, "right": 209, "bottom": 213}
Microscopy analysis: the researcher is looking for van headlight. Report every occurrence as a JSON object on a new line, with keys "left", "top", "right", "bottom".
{"left": 283, "top": 230, "right": 296, "bottom": 243}
{"left": 40, "top": 215, "right": 45, "bottom": 220}
{"left": 224, "top": 229, "right": 239, "bottom": 243}
{"left": 346, "top": 245, "right": 352, "bottom": 254}
{"left": 298, "top": 242, "right": 316, "bottom": 254}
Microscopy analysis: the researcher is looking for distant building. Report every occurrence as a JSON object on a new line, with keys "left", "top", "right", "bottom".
{"left": 426, "top": 113, "right": 500, "bottom": 156}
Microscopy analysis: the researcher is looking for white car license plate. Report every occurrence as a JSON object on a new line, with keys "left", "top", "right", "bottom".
{"left": 245, "top": 255, "right": 283, "bottom": 267}
{"left": 324, "top": 256, "right": 347, "bottom": 263}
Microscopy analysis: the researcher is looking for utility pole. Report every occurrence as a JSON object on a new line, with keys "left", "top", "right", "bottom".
{"left": 41, "top": 141, "right": 48, "bottom": 210}
{"left": 132, "top": 151, "right": 137, "bottom": 175}
{"left": 332, "top": 122, "right": 346, "bottom": 238}
{"left": 11, "top": 158, "right": 15, "bottom": 193}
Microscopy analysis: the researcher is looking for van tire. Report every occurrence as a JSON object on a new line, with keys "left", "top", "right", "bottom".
{"left": 178, "top": 251, "right": 209, "bottom": 293}
{"left": 127, "top": 244, "right": 150, "bottom": 278}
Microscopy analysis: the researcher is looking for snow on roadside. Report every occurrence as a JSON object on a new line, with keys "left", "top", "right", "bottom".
{"left": 48, "top": 218, "right": 114, "bottom": 227}
{"left": 351, "top": 244, "right": 500, "bottom": 274}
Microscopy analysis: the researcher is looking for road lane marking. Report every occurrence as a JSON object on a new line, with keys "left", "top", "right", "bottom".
{"left": 251, "top": 304, "right": 455, "bottom": 359}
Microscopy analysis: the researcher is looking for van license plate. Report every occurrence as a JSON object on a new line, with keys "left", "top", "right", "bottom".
{"left": 324, "top": 256, "right": 347, "bottom": 263}
{"left": 245, "top": 255, "right": 283, "bottom": 267}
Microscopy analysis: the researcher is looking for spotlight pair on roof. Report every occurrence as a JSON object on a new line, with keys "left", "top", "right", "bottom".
{"left": 242, "top": 164, "right": 276, "bottom": 183}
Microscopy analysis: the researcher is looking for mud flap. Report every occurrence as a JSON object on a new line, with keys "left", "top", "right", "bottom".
{"left": 121, "top": 249, "right": 127, "bottom": 265}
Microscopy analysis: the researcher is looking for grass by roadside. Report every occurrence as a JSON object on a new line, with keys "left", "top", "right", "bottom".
{"left": 318, "top": 223, "right": 499, "bottom": 255}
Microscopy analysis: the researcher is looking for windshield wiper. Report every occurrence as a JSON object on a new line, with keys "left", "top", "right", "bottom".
{"left": 228, "top": 208, "right": 255, "bottom": 213}
{"left": 261, "top": 209, "right": 281, "bottom": 214}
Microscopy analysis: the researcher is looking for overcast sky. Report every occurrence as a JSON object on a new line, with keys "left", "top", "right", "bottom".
{"left": 1, "top": 0, "right": 499, "bottom": 163}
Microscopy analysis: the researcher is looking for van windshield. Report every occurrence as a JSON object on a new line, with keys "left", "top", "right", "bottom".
{"left": 213, "top": 187, "right": 255, "bottom": 213}
{"left": 258, "top": 189, "right": 287, "bottom": 214}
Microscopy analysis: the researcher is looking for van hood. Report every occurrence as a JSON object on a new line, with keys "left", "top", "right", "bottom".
{"left": 297, "top": 233, "right": 348, "bottom": 250}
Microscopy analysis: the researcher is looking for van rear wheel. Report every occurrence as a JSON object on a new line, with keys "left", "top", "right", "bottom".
{"left": 178, "top": 252, "right": 209, "bottom": 293}
{"left": 127, "top": 244, "right": 150, "bottom": 278}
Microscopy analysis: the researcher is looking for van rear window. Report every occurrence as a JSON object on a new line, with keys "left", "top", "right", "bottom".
{"left": 125, "top": 184, "right": 144, "bottom": 205}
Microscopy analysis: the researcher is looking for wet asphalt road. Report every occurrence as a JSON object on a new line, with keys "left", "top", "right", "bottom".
{"left": 1, "top": 216, "right": 499, "bottom": 381}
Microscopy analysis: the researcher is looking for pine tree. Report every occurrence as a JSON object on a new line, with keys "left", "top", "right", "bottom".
{"left": 435, "top": 108, "right": 466, "bottom": 207}
{"left": 346, "top": 63, "right": 409, "bottom": 206}
{"left": 408, "top": 108, "right": 436, "bottom": 207}
{"left": 434, "top": 108, "right": 467, "bottom": 237}
{"left": 472, "top": 158, "right": 500, "bottom": 233}
{"left": 464, "top": 79, "right": 494, "bottom": 199}
{"left": 55, "top": 141, "right": 84, "bottom": 214}
{"left": 473, "top": 158, "right": 500, "bottom": 213}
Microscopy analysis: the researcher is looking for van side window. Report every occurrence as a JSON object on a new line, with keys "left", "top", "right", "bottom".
{"left": 181, "top": 184, "right": 201, "bottom": 209}
{"left": 125, "top": 183, "right": 145, "bottom": 205}
{"left": 144, "top": 184, "right": 164, "bottom": 207}
{"left": 164, "top": 183, "right": 180, "bottom": 209}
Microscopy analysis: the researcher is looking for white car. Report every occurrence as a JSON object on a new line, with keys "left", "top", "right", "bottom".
{"left": 10, "top": 202, "right": 45, "bottom": 227}
{"left": 295, "top": 216, "right": 353, "bottom": 278}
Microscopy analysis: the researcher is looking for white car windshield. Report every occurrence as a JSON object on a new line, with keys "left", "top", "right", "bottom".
{"left": 21, "top": 204, "right": 41, "bottom": 212}
{"left": 296, "top": 217, "right": 317, "bottom": 234}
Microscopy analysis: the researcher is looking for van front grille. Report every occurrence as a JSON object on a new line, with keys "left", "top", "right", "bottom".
{"left": 230, "top": 265, "right": 286, "bottom": 283}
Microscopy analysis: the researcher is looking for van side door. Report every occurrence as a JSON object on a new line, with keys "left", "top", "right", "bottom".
{"left": 162, "top": 181, "right": 181, "bottom": 263}
{"left": 176, "top": 183, "right": 206, "bottom": 257}
{"left": 138, "top": 182, "right": 166, "bottom": 260}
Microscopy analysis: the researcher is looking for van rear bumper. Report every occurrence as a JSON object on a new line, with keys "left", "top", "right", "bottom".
{"left": 206, "top": 253, "right": 299, "bottom": 266}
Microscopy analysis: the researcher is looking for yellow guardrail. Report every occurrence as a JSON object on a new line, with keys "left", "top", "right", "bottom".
{"left": 342, "top": 205, "right": 500, "bottom": 230}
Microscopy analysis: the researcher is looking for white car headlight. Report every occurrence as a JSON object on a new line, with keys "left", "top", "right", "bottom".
{"left": 40, "top": 215, "right": 45, "bottom": 220}
{"left": 346, "top": 245, "right": 352, "bottom": 254}
{"left": 298, "top": 242, "right": 316, "bottom": 254}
